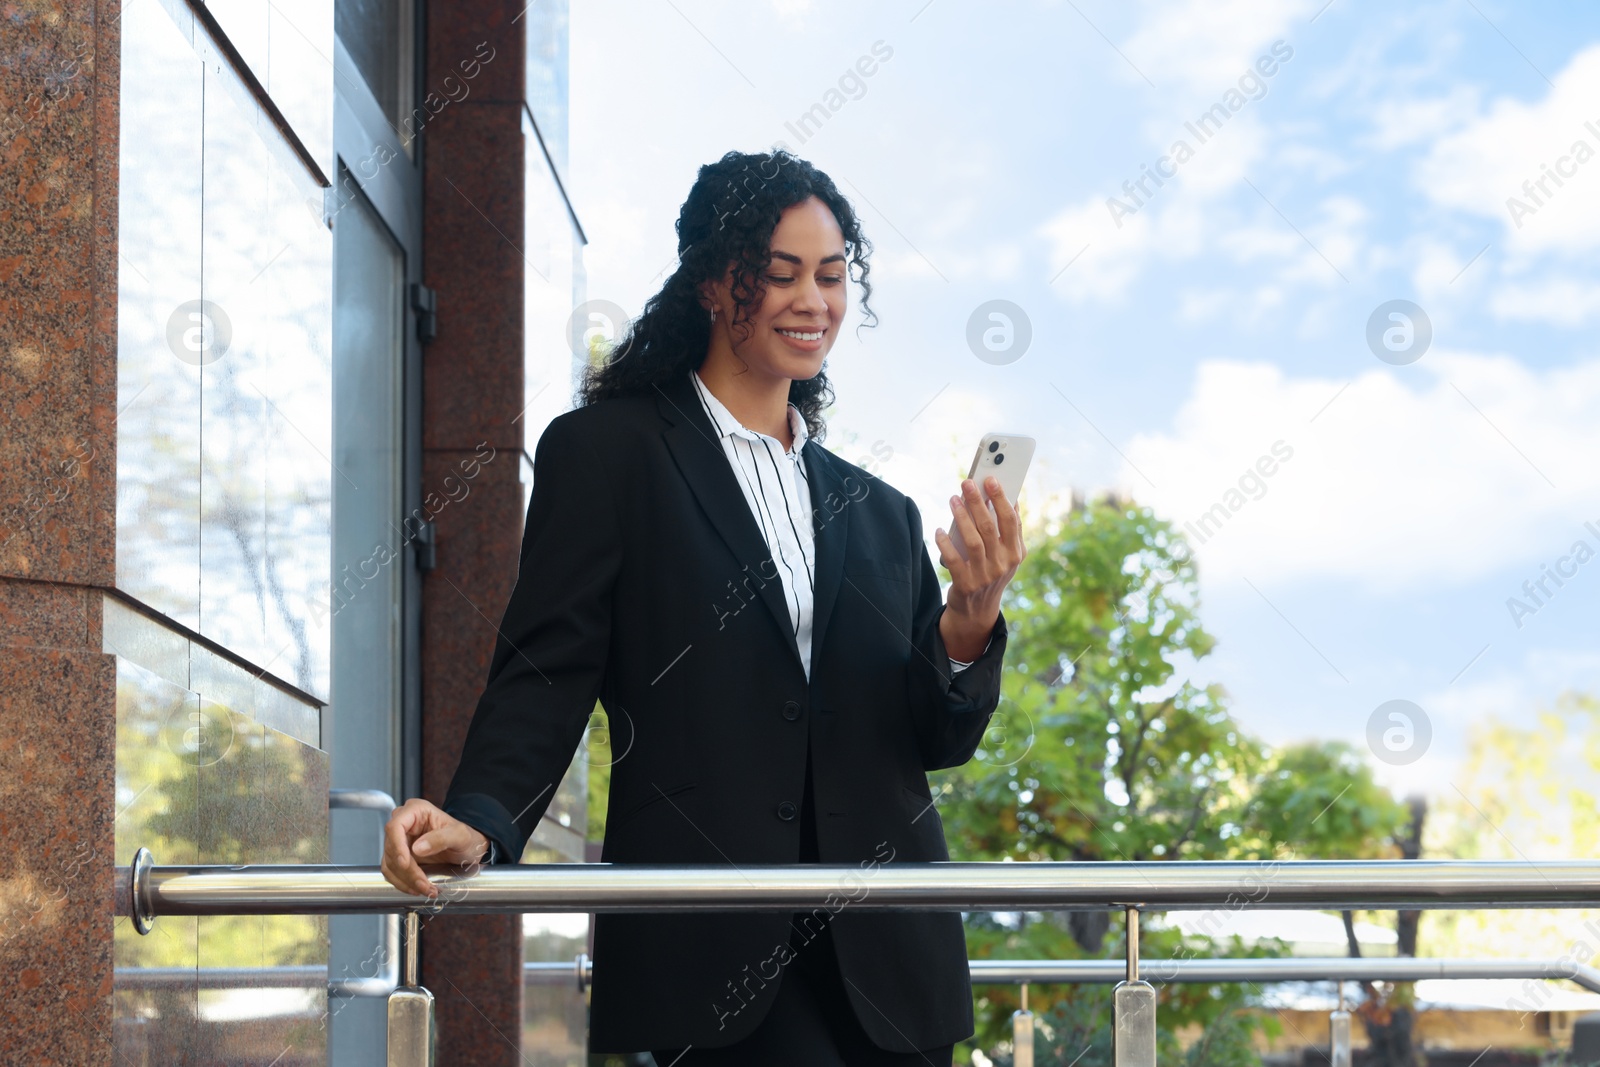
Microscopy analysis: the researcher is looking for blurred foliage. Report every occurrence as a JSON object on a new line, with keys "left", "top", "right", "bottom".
{"left": 1426, "top": 690, "right": 1600, "bottom": 973}
{"left": 585, "top": 703, "right": 612, "bottom": 843}
{"left": 937, "top": 495, "right": 1412, "bottom": 1061}
{"left": 1433, "top": 691, "right": 1600, "bottom": 862}
{"left": 112, "top": 670, "right": 327, "bottom": 1058}
{"left": 965, "top": 911, "right": 1286, "bottom": 1061}
{"left": 980, "top": 982, "right": 1265, "bottom": 1067}
{"left": 142, "top": 731, "right": 327, "bottom": 866}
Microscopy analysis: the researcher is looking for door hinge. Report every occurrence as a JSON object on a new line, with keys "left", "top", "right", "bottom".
{"left": 410, "top": 282, "right": 438, "bottom": 344}
{"left": 406, "top": 516, "right": 437, "bottom": 572}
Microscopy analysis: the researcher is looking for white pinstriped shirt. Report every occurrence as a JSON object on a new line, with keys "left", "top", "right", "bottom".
{"left": 689, "top": 369, "right": 977, "bottom": 681}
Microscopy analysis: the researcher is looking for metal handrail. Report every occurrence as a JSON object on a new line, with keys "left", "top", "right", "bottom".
{"left": 115, "top": 793, "right": 405, "bottom": 998}
{"left": 327, "top": 789, "right": 401, "bottom": 998}
{"left": 121, "top": 851, "right": 1600, "bottom": 1067}
{"left": 121, "top": 856, "right": 1600, "bottom": 923}
{"left": 116, "top": 964, "right": 330, "bottom": 989}
{"left": 523, "top": 955, "right": 1600, "bottom": 992}
{"left": 329, "top": 788, "right": 403, "bottom": 814}
{"left": 113, "top": 953, "right": 1600, "bottom": 995}
{"left": 972, "top": 956, "right": 1600, "bottom": 990}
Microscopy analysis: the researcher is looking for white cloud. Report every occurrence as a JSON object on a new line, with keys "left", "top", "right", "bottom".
{"left": 1123, "top": 0, "right": 1314, "bottom": 95}
{"left": 1366, "top": 85, "right": 1481, "bottom": 150}
{"left": 1488, "top": 278, "right": 1600, "bottom": 326}
{"left": 1040, "top": 193, "right": 1156, "bottom": 303}
{"left": 1121, "top": 353, "right": 1600, "bottom": 592}
{"left": 1220, "top": 192, "right": 1366, "bottom": 284}
{"left": 1418, "top": 43, "right": 1600, "bottom": 257}
{"left": 1040, "top": 114, "right": 1270, "bottom": 303}
{"left": 1412, "top": 237, "right": 1478, "bottom": 295}
{"left": 1039, "top": 115, "right": 1368, "bottom": 305}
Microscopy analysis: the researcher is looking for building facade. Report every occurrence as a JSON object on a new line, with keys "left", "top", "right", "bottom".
{"left": 0, "top": 0, "right": 587, "bottom": 1061}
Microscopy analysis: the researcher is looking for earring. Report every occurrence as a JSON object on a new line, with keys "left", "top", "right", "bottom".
{"left": 709, "top": 306, "right": 717, "bottom": 324}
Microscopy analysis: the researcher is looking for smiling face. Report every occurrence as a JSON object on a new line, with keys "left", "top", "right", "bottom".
{"left": 702, "top": 195, "right": 849, "bottom": 384}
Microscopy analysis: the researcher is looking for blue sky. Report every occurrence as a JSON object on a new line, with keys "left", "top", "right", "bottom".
{"left": 566, "top": 0, "right": 1600, "bottom": 804}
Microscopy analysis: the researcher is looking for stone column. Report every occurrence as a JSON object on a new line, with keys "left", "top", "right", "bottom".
{"left": 420, "top": 9, "right": 529, "bottom": 1065}
{"left": 0, "top": 0, "right": 120, "bottom": 1058}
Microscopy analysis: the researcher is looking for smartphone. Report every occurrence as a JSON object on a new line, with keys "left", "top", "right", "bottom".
{"left": 950, "top": 433, "right": 1035, "bottom": 561}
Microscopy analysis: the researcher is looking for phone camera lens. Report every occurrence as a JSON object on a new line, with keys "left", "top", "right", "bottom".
{"left": 993, "top": 452, "right": 1005, "bottom": 465}
{"left": 987, "top": 440, "right": 1000, "bottom": 453}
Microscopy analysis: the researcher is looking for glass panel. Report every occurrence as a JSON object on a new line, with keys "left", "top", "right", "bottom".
{"left": 204, "top": 0, "right": 269, "bottom": 96}
{"left": 521, "top": 908, "right": 589, "bottom": 1066}
{"left": 525, "top": 0, "right": 569, "bottom": 179}
{"left": 200, "top": 0, "right": 334, "bottom": 181}
{"left": 199, "top": 57, "right": 274, "bottom": 677}
{"left": 522, "top": 809, "right": 588, "bottom": 1066}
{"left": 198, "top": 52, "right": 334, "bottom": 700}
{"left": 522, "top": 110, "right": 581, "bottom": 456}
{"left": 261, "top": 155, "right": 335, "bottom": 701}
{"left": 117, "top": 0, "right": 333, "bottom": 1060}
{"left": 521, "top": 94, "right": 586, "bottom": 1061}
{"left": 326, "top": 178, "right": 406, "bottom": 1066}
{"left": 328, "top": 180, "right": 403, "bottom": 789}
{"left": 112, "top": 645, "right": 330, "bottom": 1061}
{"left": 270, "top": 0, "right": 336, "bottom": 181}
{"left": 335, "top": 0, "right": 404, "bottom": 129}
{"left": 116, "top": 0, "right": 203, "bottom": 631}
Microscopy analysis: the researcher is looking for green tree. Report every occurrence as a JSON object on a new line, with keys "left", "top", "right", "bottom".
{"left": 937, "top": 494, "right": 1410, "bottom": 1061}
{"left": 940, "top": 494, "right": 1246, "bottom": 878}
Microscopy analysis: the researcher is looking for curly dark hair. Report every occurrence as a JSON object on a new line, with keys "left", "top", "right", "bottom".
{"left": 577, "top": 149, "right": 876, "bottom": 443}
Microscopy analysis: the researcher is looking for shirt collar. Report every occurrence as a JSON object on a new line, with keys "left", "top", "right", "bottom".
{"left": 690, "top": 369, "right": 808, "bottom": 456}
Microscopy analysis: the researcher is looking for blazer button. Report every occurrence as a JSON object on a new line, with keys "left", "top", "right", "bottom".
{"left": 781, "top": 700, "right": 802, "bottom": 721}
{"left": 776, "top": 801, "right": 798, "bottom": 821}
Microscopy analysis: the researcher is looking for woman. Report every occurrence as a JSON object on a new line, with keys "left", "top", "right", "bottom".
{"left": 381, "top": 149, "right": 1025, "bottom": 1065}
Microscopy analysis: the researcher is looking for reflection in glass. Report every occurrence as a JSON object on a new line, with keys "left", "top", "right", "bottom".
{"left": 114, "top": 657, "right": 330, "bottom": 1063}
{"left": 193, "top": 0, "right": 335, "bottom": 182}
{"left": 116, "top": 0, "right": 203, "bottom": 630}
{"left": 525, "top": 0, "right": 570, "bottom": 179}
{"left": 522, "top": 108, "right": 585, "bottom": 473}
{"left": 117, "top": 0, "right": 335, "bottom": 1058}
{"left": 196, "top": 53, "right": 333, "bottom": 701}
{"left": 336, "top": 0, "right": 410, "bottom": 143}
{"left": 522, "top": 911, "right": 590, "bottom": 1066}
{"left": 204, "top": 0, "right": 269, "bottom": 99}
{"left": 114, "top": 659, "right": 202, "bottom": 1059}
{"left": 260, "top": 155, "right": 335, "bottom": 701}
{"left": 269, "top": 0, "right": 337, "bottom": 181}
{"left": 326, "top": 174, "right": 406, "bottom": 1067}
{"left": 329, "top": 175, "right": 403, "bottom": 769}
{"left": 520, "top": 24, "right": 588, "bottom": 1055}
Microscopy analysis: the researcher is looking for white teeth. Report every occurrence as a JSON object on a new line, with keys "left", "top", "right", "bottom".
{"left": 778, "top": 328, "right": 824, "bottom": 341}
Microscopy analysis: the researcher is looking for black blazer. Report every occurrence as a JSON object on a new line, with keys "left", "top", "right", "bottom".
{"left": 443, "top": 368, "right": 1009, "bottom": 1054}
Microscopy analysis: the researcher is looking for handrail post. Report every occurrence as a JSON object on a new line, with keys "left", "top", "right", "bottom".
{"left": 1330, "top": 981, "right": 1352, "bottom": 1067}
{"left": 1113, "top": 906, "right": 1157, "bottom": 1067}
{"left": 1012, "top": 982, "right": 1035, "bottom": 1067}
{"left": 386, "top": 910, "right": 435, "bottom": 1067}
{"left": 329, "top": 789, "right": 401, "bottom": 998}
{"left": 575, "top": 951, "right": 591, "bottom": 994}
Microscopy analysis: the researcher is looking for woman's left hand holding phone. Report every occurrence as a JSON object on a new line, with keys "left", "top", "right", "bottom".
{"left": 380, "top": 797, "right": 492, "bottom": 898}
{"left": 934, "top": 475, "right": 1026, "bottom": 662}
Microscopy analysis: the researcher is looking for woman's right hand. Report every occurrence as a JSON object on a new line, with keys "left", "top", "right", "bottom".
{"left": 381, "top": 797, "right": 491, "bottom": 899}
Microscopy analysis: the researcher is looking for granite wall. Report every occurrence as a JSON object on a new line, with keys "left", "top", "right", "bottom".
{"left": 0, "top": 0, "right": 337, "bottom": 1057}
{"left": 0, "top": 0, "right": 124, "bottom": 1056}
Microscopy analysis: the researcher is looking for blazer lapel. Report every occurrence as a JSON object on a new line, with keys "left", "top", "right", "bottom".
{"left": 801, "top": 438, "right": 848, "bottom": 682}
{"left": 654, "top": 373, "right": 805, "bottom": 676}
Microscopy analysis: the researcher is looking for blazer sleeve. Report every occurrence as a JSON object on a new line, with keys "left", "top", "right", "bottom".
{"left": 903, "top": 493, "right": 1009, "bottom": 771}
{"left": 442, "top": 412, "right": 622, "bottom": 863}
